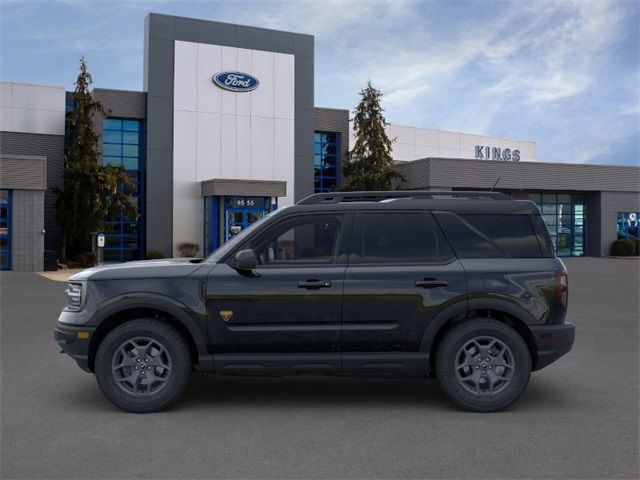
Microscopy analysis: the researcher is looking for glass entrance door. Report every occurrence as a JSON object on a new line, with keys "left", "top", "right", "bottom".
{"left": 224, "top": 196, "right": 272, "bottom": 242}
{"left": 529, "top": 193, "right": 585, "bottom": 257}
{"left": 0, "top": 190, "right": 11, "bottom": 270}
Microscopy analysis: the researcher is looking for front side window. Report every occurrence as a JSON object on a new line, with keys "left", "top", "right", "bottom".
{"left": 355, "top": 212, "right": 454, "bottom": 264}
{"left": 250, "top": 216, "right": 342, "bottom": 266}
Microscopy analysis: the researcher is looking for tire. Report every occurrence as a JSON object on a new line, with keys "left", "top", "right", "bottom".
{"left": 95, "top": 319, "right": 192, "bottom": 413}
{"left": 435, "top": 318, "right": 531, "bottom": 412}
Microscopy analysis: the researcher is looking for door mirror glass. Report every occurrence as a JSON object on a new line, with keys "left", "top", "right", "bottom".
{"left": 232, "top": 249, "right": 258, "bottom": 271}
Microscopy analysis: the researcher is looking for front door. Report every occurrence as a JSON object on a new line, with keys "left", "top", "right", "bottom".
{"left": 341, "top": 211, "right": 467, "bottom": 373}
{"left": 206, "top": 213, "right": 349, "bottom": 374}
{"left": 0, "top": 190, "right": 11, "bottom": 271}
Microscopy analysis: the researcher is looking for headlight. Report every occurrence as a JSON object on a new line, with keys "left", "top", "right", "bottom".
{"left": 65, "top": 282, "right": 86, "bottom": 311}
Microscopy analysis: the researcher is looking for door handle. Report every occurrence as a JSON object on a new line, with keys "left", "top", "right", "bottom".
{"left": 297, "top": 279, "right": 332, "bottom": 289}
{"left": 415, "top": 278, "right": 448, "bottom": 288}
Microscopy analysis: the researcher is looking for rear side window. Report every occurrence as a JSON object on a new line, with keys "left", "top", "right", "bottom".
{"left": 434, "top": 212, "right": 499, "bottom": 258}
{"left": 355, "top": 212, "right": 454, "bottom": 264}
{"left": 434, "top": 212, "right": 545, "bottom": 258}
{"left": 462, "top": 215, "right": 543, "bottom": 258}
{"left": 529, "top": 215, "right": 556, "bottom": 257}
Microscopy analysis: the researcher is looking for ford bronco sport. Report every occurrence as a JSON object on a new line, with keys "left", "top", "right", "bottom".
{"left": 55, "top": 191, "right": 575, "bottom": 413}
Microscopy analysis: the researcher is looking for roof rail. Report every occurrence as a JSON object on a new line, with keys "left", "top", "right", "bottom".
{"left": 297, "top": 190, "right": 509, "bottom": 205}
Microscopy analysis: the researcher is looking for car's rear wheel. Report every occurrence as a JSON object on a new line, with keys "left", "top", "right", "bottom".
{"left": 95, "top": 319, "right": 191, "bottom": 413}
{"left": 436, "top": 318, "right": 531, "bottom": 412}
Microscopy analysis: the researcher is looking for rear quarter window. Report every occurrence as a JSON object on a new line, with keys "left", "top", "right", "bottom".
{"left": 434, "top": 212, "right": 546, "bottom": 258}
{"left": 462, "top": 214, "right": 543, "bottom": 258}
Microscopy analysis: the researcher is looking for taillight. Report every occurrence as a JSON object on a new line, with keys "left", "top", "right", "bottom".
{"left": 555, "top": 272, "right": 568, "bottom": 310}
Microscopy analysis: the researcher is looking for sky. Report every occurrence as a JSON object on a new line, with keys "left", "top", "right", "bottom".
{"left": 1, "top": 0, "right": 639, "bottom": 166}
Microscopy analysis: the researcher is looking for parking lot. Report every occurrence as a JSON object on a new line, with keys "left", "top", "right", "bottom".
{"left": 1, "top": 258, "right": 638, "bottom": 479}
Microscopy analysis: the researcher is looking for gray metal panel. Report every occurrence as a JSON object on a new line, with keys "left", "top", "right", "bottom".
{"left": 174, "top": 16, "right": 237, "bottom": 45}
{"left": 94, "top": 89, "right": 147, "bottom": 119}
{"left": 598, "top": 191, "right": 640, "bottom": 256}
{"left": 11, "top": 189, "right": 44, "bottom": 271}
{"left": 0, "top": 132, "right": 63, "bottom": 254}
{"left": 145, "top": 13, "right": 315, "bottom": 251}
{"left": 586, "top": 192, "right": 602, "bottom": 257}
{"left": 314, "top": 107, "right": 350, "bottom": 188}
{"left": 201, "top": 179, "right": 286, "bottom": 197}
{"left": 236, "top": 25, "right": 295, "bottom": 54}
{"left": 0, "top": 155, "right": 46, "bottom": 190}
{"left": 397, "top": 157, "right": 640, "bottom": 192}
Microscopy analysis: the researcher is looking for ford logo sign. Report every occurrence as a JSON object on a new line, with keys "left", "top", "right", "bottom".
{"left": 212, "top": 72, "right": 259, "bottom": 92}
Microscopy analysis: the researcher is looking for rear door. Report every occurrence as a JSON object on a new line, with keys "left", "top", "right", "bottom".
{"left": 341, "top": 211, "right": 467, "bottom": 373}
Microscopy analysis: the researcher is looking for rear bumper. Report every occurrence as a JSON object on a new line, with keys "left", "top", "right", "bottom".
{"left": 530, "top": 323, "right": 575, "bottom": 371}
{"left": 54, "top": 323, "right": 96, "bottom": 373}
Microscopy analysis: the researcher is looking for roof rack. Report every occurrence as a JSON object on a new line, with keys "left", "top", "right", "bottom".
{"left": 297, "top": 190, "right": 509, "bottom": 205}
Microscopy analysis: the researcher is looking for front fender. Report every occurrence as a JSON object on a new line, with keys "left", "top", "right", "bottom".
{"left": 91, "top": 293, "right": 209, "bottom": 358}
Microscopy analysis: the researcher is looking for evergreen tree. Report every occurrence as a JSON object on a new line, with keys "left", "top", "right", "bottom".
{"left": 342, "top": 81, "right": 400, "bottom": 191}
{"left": 55, "top": 58, "right": 136, "bottom": 260}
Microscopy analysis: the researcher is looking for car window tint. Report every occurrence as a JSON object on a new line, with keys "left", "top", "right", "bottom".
{"left": 357, "top": 212, "right": 454, "bottom": 264}
{"left": 251, "top": 216, "right": 341, "bottom": 265}
{"left": 433, "top": 212, "right": 500, "bottom": 258}
{"left": 462, "top": 214, "right": 543, "bottom": 258}
{"left": 529, "top": 215, "right": 556, "bottom": 257}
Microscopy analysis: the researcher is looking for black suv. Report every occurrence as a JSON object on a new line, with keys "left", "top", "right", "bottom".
{"left": 55, "top": 191, "right": 574, "bottom": 413}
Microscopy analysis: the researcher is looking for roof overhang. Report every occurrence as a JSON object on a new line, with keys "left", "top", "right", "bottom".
{"left": 201, "top": 178, "right": 287, "bottom": 198}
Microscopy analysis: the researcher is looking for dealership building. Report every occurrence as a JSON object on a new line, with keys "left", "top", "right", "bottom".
{"left": 1, "top": 13, "right": 639, "bottom": 271}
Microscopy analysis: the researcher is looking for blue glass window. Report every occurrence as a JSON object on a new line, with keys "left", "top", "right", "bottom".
{"left": 102, "top": 118, "right": 145, "bottom": 262}
{"left": 528, "top": 192, "right": 585, "bottom": 257}
{"left": 314, "top": 131, "right": 340, "bottom": 193}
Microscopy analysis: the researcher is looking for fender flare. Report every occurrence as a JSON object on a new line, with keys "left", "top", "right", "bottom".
{"left": 90, "top": 293, "right": 209, "bottom": 357}
{"left": 419, "top": 296, "right": 537, "bottom": 353}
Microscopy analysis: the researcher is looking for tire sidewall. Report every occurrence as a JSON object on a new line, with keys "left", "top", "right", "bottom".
{"left": 95, "top": 320, "right": 191, "bottom": 413}
{"left": 436, "top": 319, "right": 532, "bottom": 412}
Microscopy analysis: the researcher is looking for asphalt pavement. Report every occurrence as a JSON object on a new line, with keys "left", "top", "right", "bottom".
{"left": 1, "top": 258, "right": 638, "bottom": 479}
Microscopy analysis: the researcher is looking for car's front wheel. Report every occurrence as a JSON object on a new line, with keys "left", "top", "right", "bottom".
{"left": 95, "top": 319, "right": 191, "bottom": 413}
{"left": 436, "top": 318, "right": 531, "bottom": 412}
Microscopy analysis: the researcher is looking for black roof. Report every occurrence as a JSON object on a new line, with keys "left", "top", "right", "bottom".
{"left": 292, "top": 191, "right": 540, "bottom": 215}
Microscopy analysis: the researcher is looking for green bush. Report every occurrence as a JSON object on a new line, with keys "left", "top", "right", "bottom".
{"left": 177, "top": 242, "right": 200, "bottom": 258}
{"left": 631, "top": 237, "right": 640, "bottom": 256}
{"left": 145, "top": 250, "right": 165, "bottom": 260}
{"left": 76, "top": 252, "right": 96, "bottom": 268}
{"left": 610, "top": 239, "right": 637, "bottom": 256}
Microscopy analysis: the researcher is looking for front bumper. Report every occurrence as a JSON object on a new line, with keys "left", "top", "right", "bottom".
{"left": 54, "top": 323, "right": 96, "bottom": 373}
{"left": 530, "top": 322, "right": 575, "bottom": 371}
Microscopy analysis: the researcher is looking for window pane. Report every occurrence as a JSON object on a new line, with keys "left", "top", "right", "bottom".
{"left": 123, "top": 120, "right": 140, "bottom": 131}
{"left": 103, "top": 156, "right": 121, "bottom": 166}
{"left": 462, "top": 214, "right": 543, "bottom": 258}
{"left": 122, "top": 144, "right": 138, "bottom": 157}
{"left": 359, "top": 213, "right": 454, "bottom": 263}
{"left": 103, "top": 144, "right": 121, "bottom": 157}
{"left": 252, "top": 217, "right": 341, "bottom": 265}
{"left": 123, "top": 131, "right": 139, "bottom": 145}
{"left": 434, "top": 212, "right": 500, "bottom": 258}
{"left": 122, "top": 156, "right": 139, "bottom": 170}
{"left": 103, "top": 118, "right": 122, "bottom": 130}
{"left": 103, "top": 130, "right": 122, "bottom": 143}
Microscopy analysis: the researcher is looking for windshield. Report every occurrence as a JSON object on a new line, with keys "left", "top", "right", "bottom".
{"left": 204, "top": 206, "right": 291, "bottom": 263}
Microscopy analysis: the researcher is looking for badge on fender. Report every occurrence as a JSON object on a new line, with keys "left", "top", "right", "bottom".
{"left": 219, "top": 310, "right": 233, "bottom": 322}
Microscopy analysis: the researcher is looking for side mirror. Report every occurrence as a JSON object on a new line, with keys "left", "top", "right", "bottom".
{"left": 232, "top": 249, "right": 258, "bottom": 271}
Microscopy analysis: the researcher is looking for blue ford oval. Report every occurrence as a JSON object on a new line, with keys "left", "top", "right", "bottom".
{"left": 212, "top": 72, "right": 259, "bottom": 92}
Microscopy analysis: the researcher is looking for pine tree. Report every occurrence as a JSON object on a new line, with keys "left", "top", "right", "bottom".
{"left": 54, "top": 58, "right": 136, "bottom": 260}
{"left": 342, "top": 81, "right": 400, "bottom": 191}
